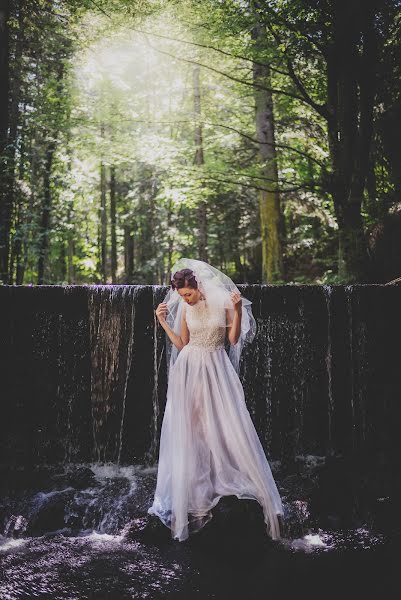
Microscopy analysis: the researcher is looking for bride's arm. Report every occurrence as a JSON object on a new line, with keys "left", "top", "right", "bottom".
{"left": 156, "top": 302, "right": 189, "bottom": 350}
{"left": 226, "top": 291, "right": 242, "bottom": 345}
{"left": 180, "top": 304, "right": 190, "bottom": 346}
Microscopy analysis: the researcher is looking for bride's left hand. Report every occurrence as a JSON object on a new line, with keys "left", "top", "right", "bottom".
{"left": 230, "top": 291, "right": 242, "bottom": 312}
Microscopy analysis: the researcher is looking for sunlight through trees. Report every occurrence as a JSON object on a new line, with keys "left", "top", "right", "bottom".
{"left": 1, "top": 0, "right": 400, "bottom": 284}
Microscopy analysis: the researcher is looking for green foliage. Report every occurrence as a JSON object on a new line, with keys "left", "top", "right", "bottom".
{"left": 4, "top": 0, "right": 400, "bottom": 284}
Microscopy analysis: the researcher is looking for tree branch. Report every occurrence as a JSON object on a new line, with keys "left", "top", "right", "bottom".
{"left": 265, "top": 21, "right": 329, "bottom": 120}
{"left": 141, "top": 34, "right": 311, "bottom": 105}
{"left": 256, "top": 8, "right": 329, "bottom": 58}
{"left": 88, "top": 0, "right": 326, "bottom": 112}
{"left": 130, "top": 27, "right": 290, "bottom": 78}
{"left": 185, "top": 172, "right": 317, "bottom": 194}
{"left": 70, "top": 116, "right": 326, "bottom": 167}
{"left": 177, "top": 165, "right": 320, "bottom": 193}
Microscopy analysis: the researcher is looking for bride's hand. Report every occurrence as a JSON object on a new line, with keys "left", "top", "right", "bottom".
{"left": 230, "top": 291, "right": 242, "bottom": 312}
{"left": 155, "top": 302, "right": 168, "bottom": 324}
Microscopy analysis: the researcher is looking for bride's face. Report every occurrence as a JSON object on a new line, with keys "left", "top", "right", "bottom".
{"left": 177, "top": 287, "right": 201, "bottom": 305}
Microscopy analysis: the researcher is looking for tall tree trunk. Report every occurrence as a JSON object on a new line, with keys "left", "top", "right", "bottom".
{"left": 252, "top": 22, "right": 283, "bottom": 283}
{"left": 37, "top": 140, "right": 56, "bottom": 284}
{"left": 37, "top": 59, "right": 64, "bottom": 285}
{"left": 67, "top": 237, "right": 75, "bottom": 283}
{"left": 9, "top": 198, "right": 21, "bottom": 283}
{"left": 110, "top": 165, "right": 117, "bottom": 283}
{"left": 0, "top": 0, "right": 9, "bottom": 155}
{"left": 124, "top": 224, "right": 134, "bottom": 283}
{"left": 6, "top": 0, "right": 24, "bottom": 284}
{"left": 21, "top": 136, "right": 38, "bottom": 284}
{"left": 193, "top": 64, "right": 208, "bottom": 262}
{"left": 327, "top": 0, "right": 376, "bottom": 282}
{"left": 99, "top": 124, "right": 107, "bottom": 283}
{"left": 0, "top": 0, "right": 14, "bottom": 282}
{"left": 12, "top": 213, "right": 23, "bottom": 283}
{"left": 59, "top": 239, "right": 66, "bottom": 282}
{"left": 11, "top": 103, "right": 27, "bottom": 284}
{"left": 148, "top": 178, "right": 157, "bottom": 283}
{"left": 166, "top": 198, "right": 173, "bottom": 284}
{"left": 230, "top": 202, "right": 244, "bottom": 281}
{"left": 380, "top": 103, "right": 401, "bottom": 204}
{"left": 66, "top": 198, "right": 75, "bottom": 283}
{"left": 62, "top": 131, "right": 75, "bottom": 284}
{"left": 365, "top": 151, "right": 378, "bottom": 220}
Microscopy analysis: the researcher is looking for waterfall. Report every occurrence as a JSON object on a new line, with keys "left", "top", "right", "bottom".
{"left": 0, "top": 283, "right": 400, "bottom": 476}
{"left": 146, "top": 285, "right": 168, "bottom": 465}
{"left": 88, "top": 285, "right": 138, "bottom": 464}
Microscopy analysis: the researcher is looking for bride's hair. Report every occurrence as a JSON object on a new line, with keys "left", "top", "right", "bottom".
{"left": 171, "top": 268, "right": 198, "bottom": 290}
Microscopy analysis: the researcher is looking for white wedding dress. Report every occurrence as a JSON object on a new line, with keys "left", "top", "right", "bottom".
{"left": 147, "top": 296, "right": 284, "bottom": 542}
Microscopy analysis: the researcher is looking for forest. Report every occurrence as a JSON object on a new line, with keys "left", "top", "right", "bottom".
{"left": 0, "top": 0, "right": 400, "bottom": 285}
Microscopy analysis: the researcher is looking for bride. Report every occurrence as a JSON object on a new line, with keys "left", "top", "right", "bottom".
{"left": 147, "top": 258, "right": 284, "bottom": 542}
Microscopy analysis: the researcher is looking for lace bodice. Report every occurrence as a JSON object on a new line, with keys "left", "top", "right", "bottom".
{"left": 185, "top": 299, "right": 226, "bottom": 351}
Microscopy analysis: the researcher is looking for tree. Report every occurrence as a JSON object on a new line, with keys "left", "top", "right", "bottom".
{"left": 1, "top": 0, "right": 398, "bottom": 285}
{"left": 258, "top": 0, "right": 391, "bottom": 281}
{"left": 252, "top": 20, "right": 283, "bottom": 282}
{"left": 0, "top": 0, "right": 12, "bottom": 282}
{"left": 193, "top": 64, "right": 208, "bottom": 262}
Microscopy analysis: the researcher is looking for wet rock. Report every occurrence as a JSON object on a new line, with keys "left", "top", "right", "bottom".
{"left": 3, "top": 514, "right": 29, "bottom": 538}
{"left": 27, "top": 488, "right": 76, "bottom": 536}
{"left": 51, "top": 465, "right": 98, "bottom": 490}
{"left": 127, "top": 516, "right": 172, "bottom": 544}
{"left": 192, "top": 497, "right": 270, "bottom": 549}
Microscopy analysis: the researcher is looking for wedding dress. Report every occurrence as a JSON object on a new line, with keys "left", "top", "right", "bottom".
{"left": 147, "top": 267, "right": 284, "bottom": 542}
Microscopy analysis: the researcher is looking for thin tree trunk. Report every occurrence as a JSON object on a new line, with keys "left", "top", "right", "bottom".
{"left": 166, "top": 197, "right": 173, "bottom": 284}
{"left": 9, "top": 121, "right": 23, "bottom": 284}
{"left": 148, "top": 179, "right": 157, "bottom": 283}
{"left": 252, "top": 22, "right": 284, "bottom": 283}
{"left": 37, "top": 58, "right": 64, "bottom": 285}
{"left": 12, "top": 215, "right": 23, "bottom": 284}
{"left": 21, "top": 135, "right": 38, "bottom": 283}
{"left": 8, "top": 207, "right": 17, "bottom": 282}
{"left": 7, "top": 0, "right": 25, "bottom": 284}
{"left": 99, "top": 124, "right": 107, "bottom": 283}
{"left": 37, "top": 140, "right": 56, "bottom": 284}
{"left": 9, "top": 194, "right": 22, "bottom": 283}
{"left": 67, "top": 236, "right": 75, "bottom": 283}
{"left": 124, "top": 225, "right": 134, "bottom": 283}
{"left": 66, "top": 196, "right": 75, "bottom": 284}
{"left": 0, "top": 0, "right": 10, "bottom": 282}
{"left": 380, "top": 104, "right": 401, "bottom": 203}
{"left": 0, "top": 0, "right": 9, "bottom": 156}
{"left": 366, "top": 152, "right": 378, "bottom": 219}
{"left": 110, "top": 165, "right": 117, "bottom": 283}
{"left": 59, "top": 239, "right": 66, "bottom": 282}
{"left": 193, "top": 64, "right": 208, "bottom": 262}
{"left": 12, "top": 103, "right": 27, "bottom": 284}
{"left": 231, "top": 203, "right": 244, "bottom": 281}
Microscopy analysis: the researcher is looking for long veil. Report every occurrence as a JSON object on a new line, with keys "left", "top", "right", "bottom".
{"left": 162, "top": 258, "right": 257, "bottom": 376}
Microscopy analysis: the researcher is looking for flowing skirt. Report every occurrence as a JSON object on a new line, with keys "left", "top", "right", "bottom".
{"left": 147, "top": 343, "right": 284, "bottom": 542}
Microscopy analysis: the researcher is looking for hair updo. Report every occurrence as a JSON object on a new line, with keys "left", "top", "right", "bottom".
{"left": 171, "top": 268, "right": 198, "bottom": 290}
